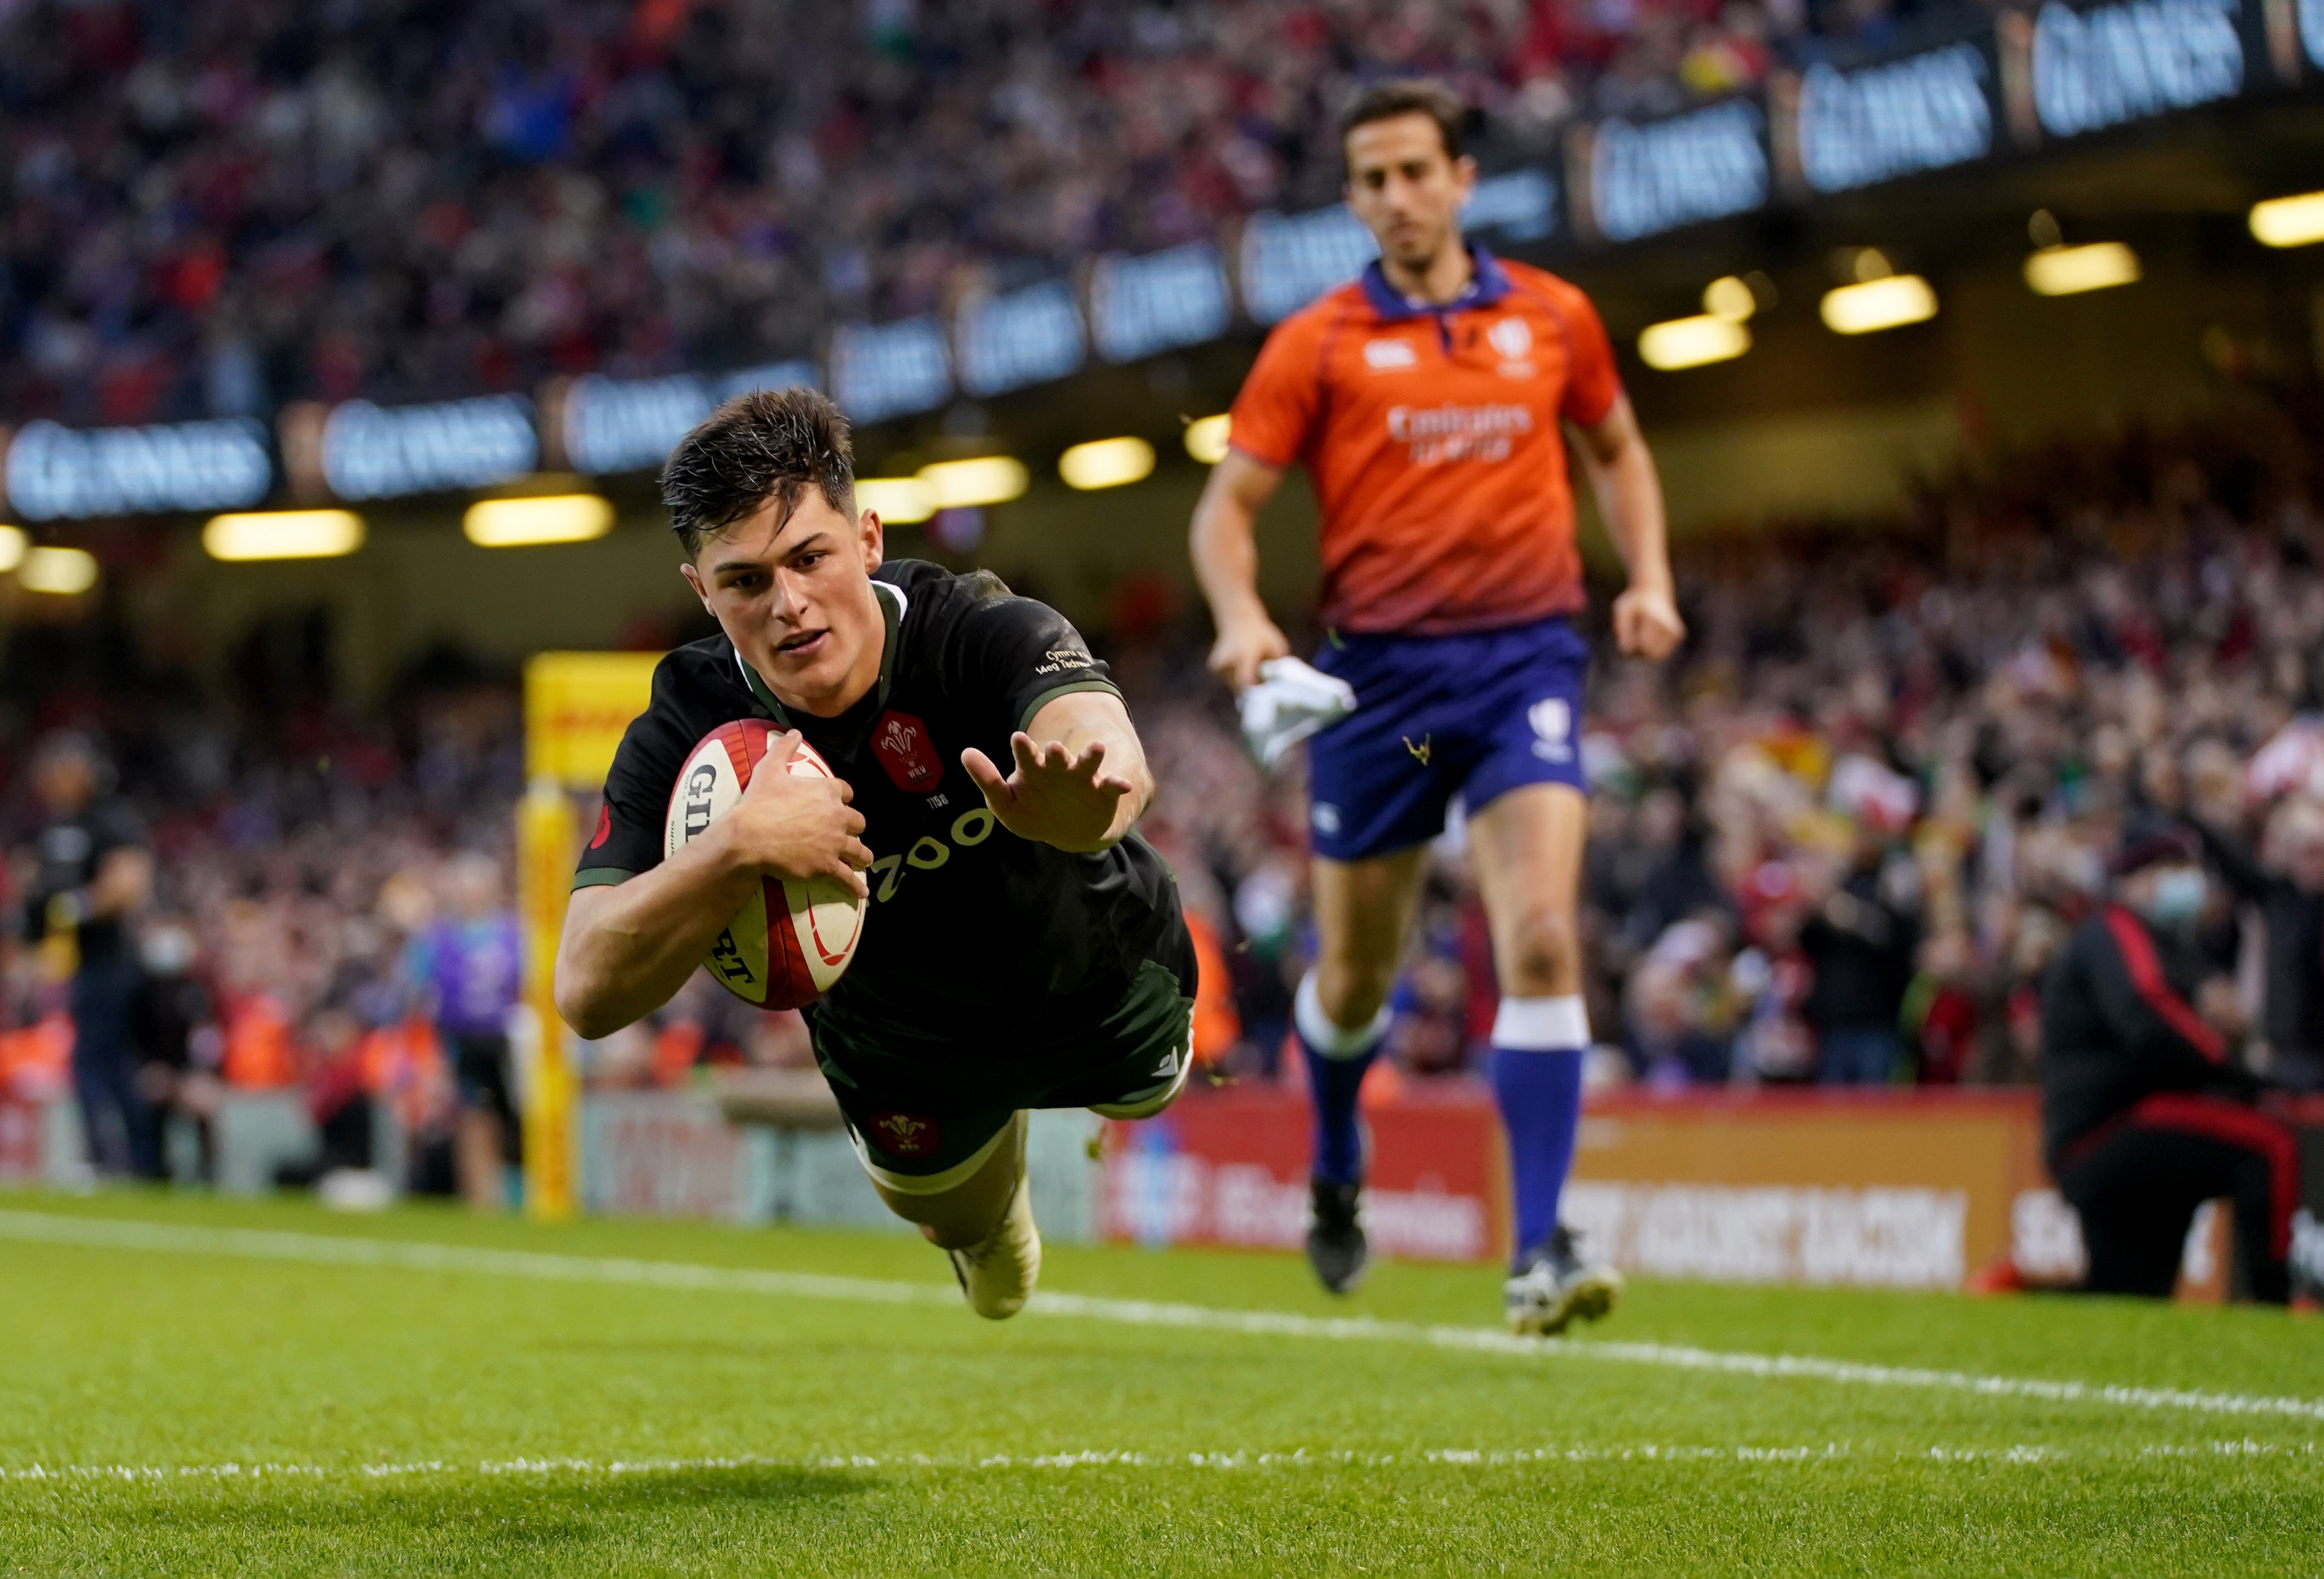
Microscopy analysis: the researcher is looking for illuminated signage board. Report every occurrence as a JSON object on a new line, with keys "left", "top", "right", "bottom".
{"left": 321, "top": 394, "right": 535, "bottom": 500}
{"left": 3, "top": 418, "right": 272, "bottom": 520}
{"left": 1209, "top": 174, "right": 1556, "bottom": 332}
{"left": 1089, "top": 244, "right": 1231, "bottom": 363}
{"left": 561, "top": 374, "right": 704, "bottom": 477}
{"left": 1797, "top": 45, "right": 1993, "bottom": 193}
{"left": 1587, "top": 101, "right": 1769, "bottom": 242}
{"left": 829, "top": 317, "right": 952, "bottom": 424}
{"left": 1465, "top": 168, "right": 1560, "bottom": 242}
{"left": 955, "top": 281, "right": 1086, "bottom": 397}
{"left": 1240, "top": 206, "right": 1377, "bottom": 324}
{"left": 712, "top": 359, "right": 819, "bottom": 401}
{"left": 2031, "top": 0, "right": 2242, "bottom": 138}
{"left": 560, "top": 361, "right": 819, "bottom": 476}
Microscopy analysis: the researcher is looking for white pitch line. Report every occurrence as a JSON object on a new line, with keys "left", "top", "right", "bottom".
{"left": 0, "top": 1446, "right": 1861, "bottom": 1484}
{"left": 0, "top": 1444, "right": 2091, "bottom": 1484}
{"left": 3, "top": 1441, "right": 2317, "bottom": 1485}
{"left": 3, "top": 1209, "right": 2320, "bottom": 1426}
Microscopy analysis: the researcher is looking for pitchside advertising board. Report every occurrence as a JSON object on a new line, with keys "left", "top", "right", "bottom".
{"left": 1098, "top": 1086, "right": 2324, "bottom": 1300}
{"left": 1104, "top": 1085, "right": 1510, "bottom": 1262}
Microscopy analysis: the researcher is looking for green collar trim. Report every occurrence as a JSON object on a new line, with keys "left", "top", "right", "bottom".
{"left": 734, "top": 580, "right": 907, "bottom": 727}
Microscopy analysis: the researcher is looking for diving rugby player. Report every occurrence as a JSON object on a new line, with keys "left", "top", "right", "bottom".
{"left": 557, "top": 389, "right": 1194, "bottom": 1318}
{"left": 1190, "top": 81, "right": 1684, "bottom": 1332}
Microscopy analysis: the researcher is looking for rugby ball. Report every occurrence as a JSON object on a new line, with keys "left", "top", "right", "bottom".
{"left": 664, "top": 720, "right": 865, "bottom": 1010}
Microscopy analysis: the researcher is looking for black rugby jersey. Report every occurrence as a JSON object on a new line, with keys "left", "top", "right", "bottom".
{"left": 574, "top": 559, "right": 1179, "bottom": 1056}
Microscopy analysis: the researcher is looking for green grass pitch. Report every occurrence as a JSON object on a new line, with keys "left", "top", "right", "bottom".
{"left": 1, "top": 1190, "right": 2318, "bottom": 1576}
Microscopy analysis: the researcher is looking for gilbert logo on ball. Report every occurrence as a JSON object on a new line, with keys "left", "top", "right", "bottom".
{"left": 663, "top": 719, "right": 865, "bottom": 1009}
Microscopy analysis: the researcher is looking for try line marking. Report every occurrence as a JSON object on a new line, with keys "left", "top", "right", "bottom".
{"left": 3, "top": 1209, "right": 2319, "bottom": 1426}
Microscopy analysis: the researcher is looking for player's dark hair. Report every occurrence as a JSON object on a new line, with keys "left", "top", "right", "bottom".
{"left": 660, "top": 386, "right": 857, "bottom": 556}
{"left": 1338, "top": 78, "right": 1470, "bottom": 165}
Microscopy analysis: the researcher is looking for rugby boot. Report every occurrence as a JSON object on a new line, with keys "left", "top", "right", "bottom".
{"left": 1305, "top": 1177, "right": 1369, "bottom": 1295}
{"left": 1504, "top": 1224, "right": 1622, "bottom": 1336}
{"left": 948, "top": 1163, "right": 1041, "bottom": 1320}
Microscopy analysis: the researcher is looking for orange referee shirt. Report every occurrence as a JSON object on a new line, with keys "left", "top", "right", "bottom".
{"left": 1228, "top": 245, "right": 1622, "bottom": 637}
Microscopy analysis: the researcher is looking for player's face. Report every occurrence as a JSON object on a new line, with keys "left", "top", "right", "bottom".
{"left": 681, "top": 489, "right": 887, "bottom": 718}
{"left": 1343, "top": 115, "right": 1476, "bottom": 272}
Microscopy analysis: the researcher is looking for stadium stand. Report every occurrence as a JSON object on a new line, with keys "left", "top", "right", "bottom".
{"left": 1, "top": 0, "right": 1949, "bottom": 425}
{"left": 9, "top": 409, "right": 2322, "bottom": 1186}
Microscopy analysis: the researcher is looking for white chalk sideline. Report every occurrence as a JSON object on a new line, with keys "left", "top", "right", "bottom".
{"left": 2, "top": 1208, "right": 2318, "bottom": 1426}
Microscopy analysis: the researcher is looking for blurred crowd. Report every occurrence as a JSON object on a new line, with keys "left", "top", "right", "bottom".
{"left": 1141, "top": 409, "right": 2324, "bottom": 1096}
{"left": 9, "top": 409, "right": 2324, "bottom": 1192}
{"left": 0, "top": 611, "right": 820, "bottom": 1192}
{"left": 0, "top": 636, "right": 536, "bottom": 1192}
{"left": 4, "top": 0, "right": 1953, "bottom": 426}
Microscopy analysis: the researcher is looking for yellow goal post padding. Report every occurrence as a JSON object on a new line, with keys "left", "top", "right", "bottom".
{"left": 517, "top": 651, "right": 662, "bottom": 1218}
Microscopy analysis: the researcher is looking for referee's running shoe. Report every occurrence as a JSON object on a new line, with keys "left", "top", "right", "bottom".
{"left": 1305, "top": 1177, "right": 1369, "bottom": 1294}
{"left": 1504, "top": 1225, "right": 1621, "bottom": 1336}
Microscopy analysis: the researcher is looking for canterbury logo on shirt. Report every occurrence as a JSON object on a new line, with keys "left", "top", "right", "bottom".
{"left": 1384, "top": 402, "right": 1533, "bottom": 466}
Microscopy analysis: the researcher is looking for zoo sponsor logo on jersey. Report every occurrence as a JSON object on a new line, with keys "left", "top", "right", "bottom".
{"left": 865, "top": 804, "right": 999, "bottom": 903}
{"left": 1385, "top": 402, "right": 1533, "bottom": 466}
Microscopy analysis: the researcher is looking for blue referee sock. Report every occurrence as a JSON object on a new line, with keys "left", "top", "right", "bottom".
{"left": 1295, "top": 971, "right": 1390, "bottom": 1187}
{"left": 1490, "top": 996, "right": 1590, "bottom": 1266}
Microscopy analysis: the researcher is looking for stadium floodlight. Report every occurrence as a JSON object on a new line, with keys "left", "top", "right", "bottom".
{"left": 203, "top": 509, "right": 366, "bottom": 562}
{"left": 1059, "top": 437, "right": 1156, "bottom": 491}
{"left": 17, "top": 544, "right": 98, "bottom": 594}
{"left": 1819, "top": 275, "right": 1937, "bottom": 335}
{"left": 1184, "top": 414, "right": 1232, "bottom": 464}
{"left": 856, "top": 477, "right": 936, "bottom": 524}
{"left": 2249, "top": 190, "right": 2324, "bottom": 248}
{"left": 2024, "top": 242, "right": 2139, "bottom": 296}
{"left": 917, "top": 455, "right": 1028, "bottom": 509}
{"left": 0, "top": 525, "right": 23, "bottom": 573}
{"left": 1638, "top": 315, "right": 1751, "bottom": 371}
{"left": 1701, "top": 277, "right": 1757, "bottom": 323}
{"left": 463, "top": 493, "right": 615, "bottom": 547}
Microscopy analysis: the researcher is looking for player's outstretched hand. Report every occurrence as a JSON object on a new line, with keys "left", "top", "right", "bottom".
{"left": 730, "top": 731, "right": 873, "bottom": 897}
{"left": 1206, "top": 611, "right": 1292, "bottom": 692}
{"left": 961, "top": 733, "right": 1133, "bottom": 854}
{"left": 1612, "top": 584, "right": 1687, "bottom": 663}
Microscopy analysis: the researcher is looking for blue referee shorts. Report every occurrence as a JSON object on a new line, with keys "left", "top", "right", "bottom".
{"left": 1305, "top": 615, "right": 1590, "bottom": 862}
